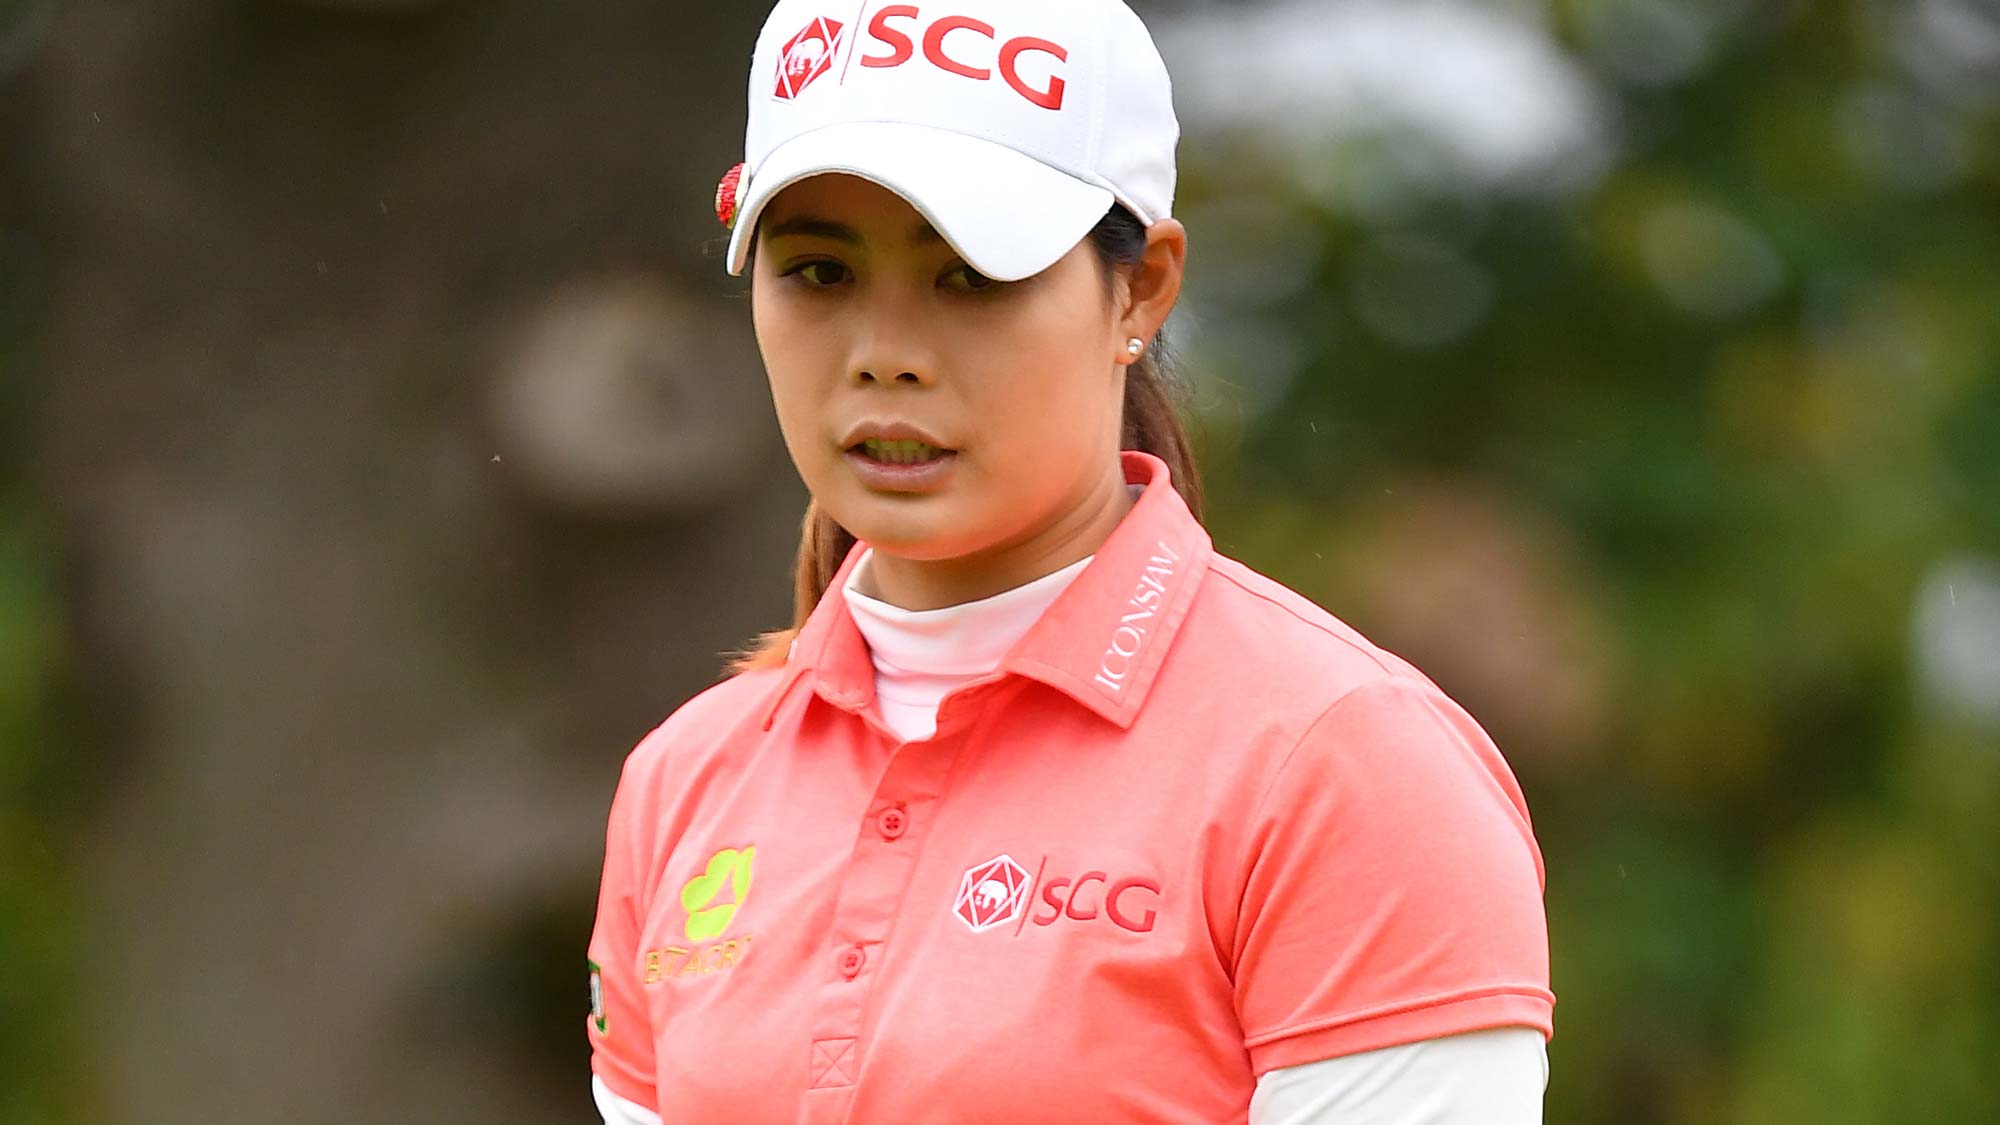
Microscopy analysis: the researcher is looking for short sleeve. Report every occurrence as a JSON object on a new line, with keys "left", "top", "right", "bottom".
{"left": 587, "top": 758, "right": 660, "bottom": 1110}
{"left": 1232, "top": 677, "right": 1554, "bottom": 1076}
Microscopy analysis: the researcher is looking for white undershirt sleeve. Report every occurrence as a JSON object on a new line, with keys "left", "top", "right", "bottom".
{"left": 595, "top": 1028, "right": 1547, "bottom": 1123}
{"left": 594, "top": 1075, "right": 663, "bottom": 1125}
{"left": 1249, "top": 1027, "right": 1549, "bottom": 1124}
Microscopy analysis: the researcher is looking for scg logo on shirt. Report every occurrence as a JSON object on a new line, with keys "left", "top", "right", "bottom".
{"left": 1033, "top": 870, "right": 1161, "bottom": 933}
{"left": 954, "top": 854, "right": 1033, "bottom": 932}
{"left": 953, "top": 853, "right": 1163, "bottom": 936}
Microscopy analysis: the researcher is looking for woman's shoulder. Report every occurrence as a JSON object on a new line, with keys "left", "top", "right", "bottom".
{"left": 616, "top": 662, "right": 795, "bottom": 785}
{"left": 1188, "top": 550, "right": 1440, "bottom": 705}
{"left": 1187, "top": 553, "right": 1542, "bottom": 874}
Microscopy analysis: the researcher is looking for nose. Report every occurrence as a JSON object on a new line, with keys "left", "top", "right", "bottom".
{"left": 858, "top": 369, "right": 924, "bottom": 385}
{"left": 849, "top": 287, "right": 938, "bottom": 388}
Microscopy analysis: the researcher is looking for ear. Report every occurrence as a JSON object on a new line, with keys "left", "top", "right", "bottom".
{"left": 1115, "top": 218, "right": 1187, "bottom": 363}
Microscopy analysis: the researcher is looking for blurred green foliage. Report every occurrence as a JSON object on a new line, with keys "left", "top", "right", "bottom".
{"left": 1181, "top": 1, "right": 1999, "bottom": 1121}
{"left": 1, "top": 236, "right": 78, "bottom": 1122}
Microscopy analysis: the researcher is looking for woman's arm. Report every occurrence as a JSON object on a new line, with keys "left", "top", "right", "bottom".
{"left": 587, "top": 752, "right": 665, "bottom": 1116}
{"left": 1231, "top": 678, "right": 1554, "bottom": 1074}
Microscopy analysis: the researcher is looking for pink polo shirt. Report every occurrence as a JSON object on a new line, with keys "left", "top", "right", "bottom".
{"left": 586, "top": 449, "right": 1554, "bottom": 1124}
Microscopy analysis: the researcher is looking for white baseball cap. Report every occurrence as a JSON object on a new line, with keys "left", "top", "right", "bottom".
{"left": 720, "top": 0, "right": 1179, "bottom": 282}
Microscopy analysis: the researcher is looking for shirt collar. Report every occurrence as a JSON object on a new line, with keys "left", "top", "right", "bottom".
{"left": 759, "top": 450, "right": 1213, "bottom": 731}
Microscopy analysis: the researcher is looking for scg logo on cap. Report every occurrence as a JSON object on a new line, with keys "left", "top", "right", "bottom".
{"left": 775, "top": 16, "right": 846, "bottom": 100}
{"left": 861, "top": 6, "right": 1069, "bottom": 110}
{"left": 774, "top": 5, "right": 1071, "bottom": 111}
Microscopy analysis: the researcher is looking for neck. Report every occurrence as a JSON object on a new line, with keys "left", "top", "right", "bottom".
{"left": 855, "top": 455, "right": 1135, "bottom": 611}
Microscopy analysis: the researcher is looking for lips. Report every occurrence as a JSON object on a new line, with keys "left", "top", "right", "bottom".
{"left": 839, "top": 420, "right": 961, "bottom": 492}
{"left": 839, "top": 421, "right": 958, "bottom": 460}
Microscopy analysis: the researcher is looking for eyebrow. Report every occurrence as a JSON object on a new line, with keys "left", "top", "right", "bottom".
{"left": 762, "top": 215, "right": 946, "bottom": 246}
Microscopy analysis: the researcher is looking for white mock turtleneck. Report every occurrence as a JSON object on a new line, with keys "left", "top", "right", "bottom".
{"left": 841, "top": 548, "right": 1092, "bottom": 742}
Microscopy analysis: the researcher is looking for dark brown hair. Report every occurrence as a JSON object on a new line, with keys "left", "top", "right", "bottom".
{"left": 727, "top": 203, "right": 1204, "bottom": 674}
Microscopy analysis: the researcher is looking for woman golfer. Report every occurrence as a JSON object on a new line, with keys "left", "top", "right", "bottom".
{"left": 588, "top": 1, "right": 1554, "bottom": 1121}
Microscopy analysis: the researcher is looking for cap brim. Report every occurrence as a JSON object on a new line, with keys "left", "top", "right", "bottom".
{"left": 725, "top": 121, "right": 1115, "bottom": 283}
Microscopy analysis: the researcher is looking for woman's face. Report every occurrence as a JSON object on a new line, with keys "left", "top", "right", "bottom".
{"left": 751, "top": 173, "right": 1142, "bottom": 570}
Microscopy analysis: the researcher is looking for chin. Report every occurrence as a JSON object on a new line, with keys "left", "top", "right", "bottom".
{"left": 832, "top": 497, "right": 985, "bottom": 560}
{"left": 841, "top": 518, "right": 972, "bottom": 561}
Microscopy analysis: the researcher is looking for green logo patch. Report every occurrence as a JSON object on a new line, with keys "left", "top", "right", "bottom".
{"left": 680, "top": 845, "right": 757, "bottom": 943}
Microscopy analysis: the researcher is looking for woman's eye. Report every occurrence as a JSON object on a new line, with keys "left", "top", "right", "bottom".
{"left": 943, "top": 265, "right": 996, "bottom": 292}
{"left": 787, "top": 261, "right": 850, "bottom": 287}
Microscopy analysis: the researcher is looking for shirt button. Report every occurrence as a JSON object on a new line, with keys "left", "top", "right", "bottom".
{"left": 876, "top": 807, "right": 908, "bottom": 840}
{"left": 837, "top": 945, "right": 866, "bottom": 979}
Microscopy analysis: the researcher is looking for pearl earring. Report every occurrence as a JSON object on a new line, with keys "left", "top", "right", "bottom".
{"left": 1126, "top": 337, "right": 1145, "bottom": 358}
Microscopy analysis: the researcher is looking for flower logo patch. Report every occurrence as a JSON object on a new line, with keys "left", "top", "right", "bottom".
{"left": 681, "top": 845, "right": 757, "bottom": 942}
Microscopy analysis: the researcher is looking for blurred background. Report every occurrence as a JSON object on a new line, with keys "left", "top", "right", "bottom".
{"left": 1, "top": 0, "right": 1995, "bottom": 1121}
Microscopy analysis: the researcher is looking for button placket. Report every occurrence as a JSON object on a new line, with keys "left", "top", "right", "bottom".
{"left": 810, "top": 708, "right": 996, "bottom": 1111}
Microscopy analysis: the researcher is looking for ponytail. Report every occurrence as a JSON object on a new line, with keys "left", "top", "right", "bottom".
{"left": 726, "top": 205, "right": 1202, "bottom": 675}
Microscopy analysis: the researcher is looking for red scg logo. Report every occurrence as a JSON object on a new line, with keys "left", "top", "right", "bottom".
{"left": 861, "top": 5, "right": 1069, "bottom": 110}
{"left": 1031, "top": 871, "right": 1161, "bottom": 934}
{"left": 770, "top": 7, "right": 1071, "bottom": 110}
{"left": 775, "top": 16, "right": 846, "bottom": 100}
{"left": 952, "top": 852, "right": 1163, "bottom": 936}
